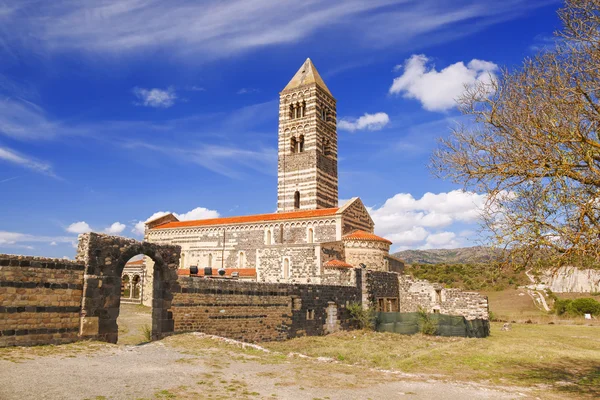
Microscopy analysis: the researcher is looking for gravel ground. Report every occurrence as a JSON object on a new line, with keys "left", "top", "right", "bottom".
{"left": 0, "top": 336, "right": 535, "bottom": 400}
{"left": 0, "top": 306, "right": 535, "bottom": 400}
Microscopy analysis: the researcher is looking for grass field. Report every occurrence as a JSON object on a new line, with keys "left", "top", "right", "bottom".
{"left": 263, "top": 322, "right": 600, "bottom": 398}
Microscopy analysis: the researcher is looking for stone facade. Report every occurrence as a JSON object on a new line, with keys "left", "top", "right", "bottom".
{"left": 398, "top": 275, "right": 489, "bottom": 320}
{"left": 0, "top": 254, "right": 85, "bottom": 347}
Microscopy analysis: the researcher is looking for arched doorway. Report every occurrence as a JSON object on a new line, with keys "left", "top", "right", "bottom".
{"left": 77, "top": 233, "right": 180, "bottom": 344}
{"left": 118, "top": 255, "right": 152, "bottom": 344}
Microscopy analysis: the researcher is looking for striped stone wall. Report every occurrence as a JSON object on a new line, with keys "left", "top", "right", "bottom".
{"left": 0, "top": 255, "right": 84, "bottom": 347}
{"left": 277, "top": 84, "right": 338, "bottom": 212}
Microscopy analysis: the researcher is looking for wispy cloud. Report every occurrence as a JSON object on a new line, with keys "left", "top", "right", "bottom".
{"left": 237, "top": 88, "right": 259, "bottom": 95}
{"left": 0, "top": 231, "right": 76, "bottom": 248}
{"left": 0, "top": 97, "right": 86, "bottom": 141}
{"left": 0, "top": 176, "right": 18, "bottom": 184}
{"left": 0, "top": 1, "right": 554, "bottom": 61}
{"left": 123, "top": 141, "right": 276, "bottom": 179}
{"left": 0, "top": 146, "right": 58, "bottom": 178}
{"left": 132, "top": 86, "right": 177, "bottom": 108}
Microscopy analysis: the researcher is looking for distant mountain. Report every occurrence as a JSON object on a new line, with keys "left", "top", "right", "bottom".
{"left": 394, "top": 246, "right": 504, "bottom": 265}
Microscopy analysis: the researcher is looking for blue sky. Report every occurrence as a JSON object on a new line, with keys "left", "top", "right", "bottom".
{"left": 0, "top": 0, "right": 563, "bottom": 258}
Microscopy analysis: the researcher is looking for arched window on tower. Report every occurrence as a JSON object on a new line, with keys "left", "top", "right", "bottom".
{"left": 290, "top": 137, "right": 297, "bottom": 153}
{"left": 324, "top": 139, "right": 331, "bottom": 156}
{"left": 308, "top": 228, "right": 314, "bottom": 244}
{"left": 289, "top": 104, "right": 294, "bottom": 119}
{"left": 208, "top": 253, "right": 213, "bottom": 268}
{"left": 239, "top": 251, "right": 246, "bottom": 268}
{"left": 301, "top": 101, "right": 306, "bottom": 117}
{"left": 298, "top": 135, "right": 304, "bottom": 152}
{"left": 294, "top": 191, "right": 300, "bottom": 209}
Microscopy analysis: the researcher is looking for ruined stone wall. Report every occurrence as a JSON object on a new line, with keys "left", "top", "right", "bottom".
{"left": 0, "top": 255, "right": 84, "bottom": 347}
{"left": 398, "top": 275, "right": 489, "bottom": 320}
{"left": 172, "top": 277, "right": 360, "bottom": 342}
{"left": 344, "top": 241, "right": 389, "bottom": 271}
{"left": 146, "top": 218, "right": 337, "bottom": 273}
{"left": 340, "top": 199, "right": 374, "bottom": 235}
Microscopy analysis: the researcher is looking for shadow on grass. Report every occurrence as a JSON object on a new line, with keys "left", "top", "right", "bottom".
{"left": 511, "top": 359, "right": 600, "bottom": 398}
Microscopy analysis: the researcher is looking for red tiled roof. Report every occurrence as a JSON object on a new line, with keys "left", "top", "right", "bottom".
{"left": 343, "top": 230, "right": 392, "bottom": 244}
{"left": 323, "top": 259, "right": 354, "bottom": 268}
{"left": 125, "top": 259, "right": 144, "bottom": 266}
{"left": 151, "top": 208, "right": 339, "bottom": 229}
{"left": 177, "top": 268, "right": 257, "bottom": 278}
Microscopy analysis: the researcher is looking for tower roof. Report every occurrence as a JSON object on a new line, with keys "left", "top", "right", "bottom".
{"left": 282, "top": 58, "right": 332, "bottom": 96}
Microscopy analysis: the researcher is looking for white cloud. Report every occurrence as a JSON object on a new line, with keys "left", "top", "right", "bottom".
{"left": 338, "top": 112, "right": 390, "bottom": 132}
{"left": 389, "top": 54, "right": 498, "bottom": 112}
{"left": 132, "top": 87, "right": 177, "bottom": 108}
{"left": 66, "top": 221, "right": 92, "bottom": 234}
{"left": 132, "top": 207, "right": 220, "bottom": 236}
{"left": 104, "top": 222, "right": 126, "bottom": 234}
{"left": 0, "top": 146, "right": 57, "bottom": 177}
{"left": 50, "top": 241, "right": 57, "bottom": 246}
{"left": 371, "top": 190, "right": 487, "bottom": 250}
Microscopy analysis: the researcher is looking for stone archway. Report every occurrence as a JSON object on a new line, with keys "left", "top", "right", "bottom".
{"left": 76, "top": 232, "right": 180, "bottom": 343}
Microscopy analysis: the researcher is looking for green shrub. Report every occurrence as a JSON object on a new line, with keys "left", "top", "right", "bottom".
{"left": 142, "top": 324, "right": 152, "bottom": 342}
{"left": 347, "top": 302, "right": 376, "bottom": 330}
{"left": 553, "top": 297, "right": 600, "bottom": 316}
{"left": 417, "top": 307, "right": 437, "bottom": 335}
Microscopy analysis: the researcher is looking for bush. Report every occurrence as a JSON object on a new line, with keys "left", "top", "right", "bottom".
{"left": 553, "top": 297, "right": 600, "bottom": 316}
{"left": 347, "top": 302, "right": 376, "bottom": 330}
{"left": 142, "top": 324, "right": 152, "bottom": 342}
{"left": 417, "top": 307, "right": 437, "bottom": 335}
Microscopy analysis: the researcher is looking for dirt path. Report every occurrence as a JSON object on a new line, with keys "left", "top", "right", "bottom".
{"left": 117, "top": 303, "right": 153, "bottom": 345}
{"left": 0, "top": 334, "right": 535, "bottom": 400}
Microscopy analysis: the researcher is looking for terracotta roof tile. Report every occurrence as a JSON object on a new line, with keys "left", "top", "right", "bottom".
{"left": 323, "top": 259, "right": 354, "bottom": 268}
{"left": 177, "top": 268, "right": 257, "bottom": 278}
{"left": 125, "top": 259, "right": 144, "bottom": 266}
{"left": 343, "top": 230, "right": 392, "bottom": 245}
{"left": 151, "top": 208, "right": 339, "bottom": 229}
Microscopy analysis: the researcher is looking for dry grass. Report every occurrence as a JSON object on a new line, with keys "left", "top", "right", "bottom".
{"left": 0, "top": 340, "right": 111, "bottom": 363}
{"left": 263, "top": 323, "right": 600, "bottom": 398}
{"left": 483, "top": 289, "right": 600, "bottom": 325}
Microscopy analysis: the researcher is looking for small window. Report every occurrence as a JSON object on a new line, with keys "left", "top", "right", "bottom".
{"left": 239, "top": 251, "right": 245, "bottom": 268}
{"left": 435, "top": 289, "right": 442, "bottom": 304}
{"left": 298, "top": 135, "right": 304, "bottom": 152}
{"left": 266, "top": 230, "right": 272, "bottom": 245}
{"left": 306, "top": 309, "right": 315, "bottom": 320}
{"left": 308, "top": 228, "right": 314, "bottom": 244}
{"left": 291, "top": 137, "right": 297, "bottom": 153}
{"left": 294, "top": 191, "right": 300, "bottom": 209}
{"left": 289, "top": 104, "right": 294, "bottom": 119}
{"left": 279, "top": 225, "right": 284, "bottom": 244}
{"left": 283, "top": 258, "right": 290, "bottom": 279}
{"left": 208, "top": 253, "right": 212, "bottom": 268}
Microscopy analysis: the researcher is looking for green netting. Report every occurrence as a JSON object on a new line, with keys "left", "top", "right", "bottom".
{"left": 376, "top": 312, "right": 489, "bottom": 338}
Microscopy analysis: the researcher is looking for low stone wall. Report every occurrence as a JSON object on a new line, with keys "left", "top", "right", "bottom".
{"left": 173, "top": 277, "right": 360, "bottom": 342}
{"left": 0, "top": 254, "right": 85, "bottom": 347}
{"left": 398, "top": 275, "right": 488, "bottom": 320}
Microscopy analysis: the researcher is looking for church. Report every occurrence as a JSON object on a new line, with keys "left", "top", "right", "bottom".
{"left": 144, "top": 59, "right": 403, "bottom": 285}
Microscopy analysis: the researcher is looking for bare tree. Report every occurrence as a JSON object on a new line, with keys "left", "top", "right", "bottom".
{"left": 432, "top": 0, "right": 600, "bottom": 266}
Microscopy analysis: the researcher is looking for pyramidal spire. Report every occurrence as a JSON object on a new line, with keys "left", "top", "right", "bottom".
{"left": 282, "top": 58, "right": 332, "bottom": 96}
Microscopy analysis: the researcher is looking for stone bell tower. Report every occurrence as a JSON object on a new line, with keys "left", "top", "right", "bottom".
{"left": 277, "top": 58, "right": 338, "bottom": 213}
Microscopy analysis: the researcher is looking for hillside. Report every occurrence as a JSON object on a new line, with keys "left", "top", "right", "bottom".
{"left": 394, "top": 246, "right": 503, "bottom": 265}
